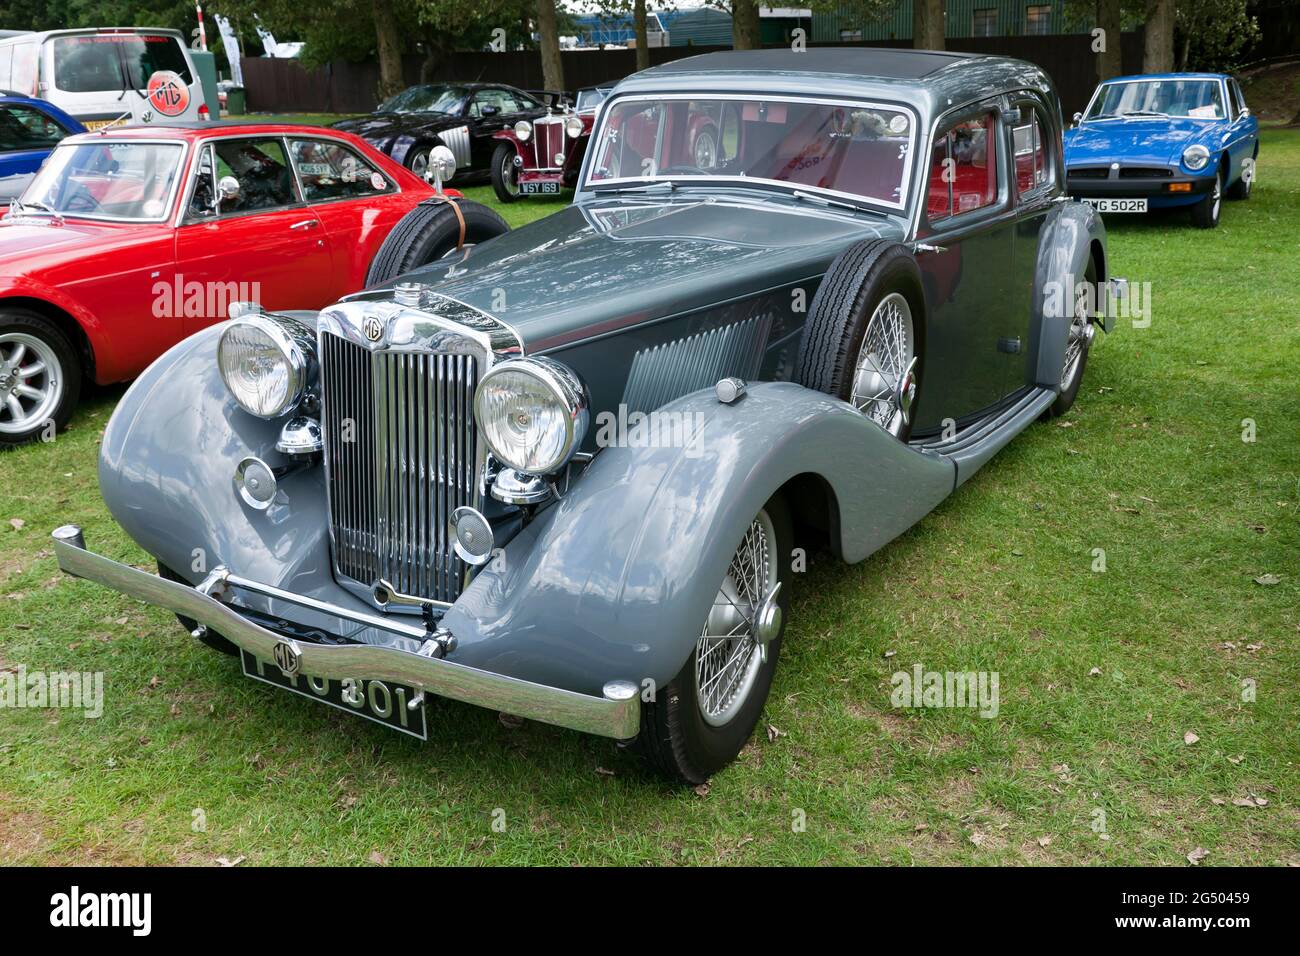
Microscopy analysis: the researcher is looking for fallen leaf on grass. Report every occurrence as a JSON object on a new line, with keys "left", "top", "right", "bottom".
{"left": 914, "top": 823, "right": 928, "bottom": 832}
{"left": 368, "top": 851, "right": 386, "bottom": 866}
{"left": 1232, "top": 796, "right": 1268, "bottom": 808}
{"left": 1211, "top": 797, "right": 1226, "bottom": 805}
{"left": 1037, "top": 835, "right": 1052, "bottom": 848}
{"left": 1253, "top": 574, "right": 1280, "bottom": 586}
{"left": 693, "top": 783, "right": 710, "bottom": 797}
{"left": 1183, "top": 731, "right": 1200, "bottom": 745}
{"left": 1187, "top": 847, "right": 1209, "bottom": 865}
{"left": 766, "top": 724, "right": 786, "bottom": 743}
{"left": 594, "top": 766, "right": 615, "bottom": 777}
{"left": 216, "top": 855, "right": 245, "bottom": 867}
{"left": 1088, "top": 667, "right": 1102, "bottom": 676}
{"left": 8, "top": 518, "right": 25, "bottom": 531}
{"left": 1227, "top": 754, "right": 1244, "bottom": 765}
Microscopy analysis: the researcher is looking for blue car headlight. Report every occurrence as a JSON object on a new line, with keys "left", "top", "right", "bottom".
{"left": 1182, "top": 144, "right": 1210, "bottom": 171}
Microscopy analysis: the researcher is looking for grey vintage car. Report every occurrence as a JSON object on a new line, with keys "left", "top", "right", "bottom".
{"left": 55, "top": 49, "right": 1118, "bottom": 783}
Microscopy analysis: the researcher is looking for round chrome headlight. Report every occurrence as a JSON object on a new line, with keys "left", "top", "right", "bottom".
{"left": 474, "top": 357, "right": 589, "bottom": 475}
{"left": 217, "top": 315, "right": 312, "bottom": 419}
{"left": 1182, "top": 144, "right": 1210, "bottom": 171}
{"left": 514, "top": 120, "right": 532, "bottom": 142}
{"left": 565, "top": 115, "right": 584, "bottom": 139}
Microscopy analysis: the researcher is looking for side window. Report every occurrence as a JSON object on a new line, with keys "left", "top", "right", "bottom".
{"left": 1231, "top": 81, "right": 1246, "bottom": 118}
{"left": 0, "top": 46, "right": 13, "bottom": 88}
{"left": 0, "top": 104, "right": 70, "bottom": 153}
{"left": 927, "top": 111, "right": 999, "bottom": 222}
{"left": 187, "top": 144, "right": 216, "bottom": 218}
{"left": 290, "top": 139, "right": 393, "bottom": 202}
{"left": 212, "top": 138, "right": 295, "bottom": 215}
{"left": 11, "top": 42, "right": 38, "bottom": 95}
{"left": 1013, "top": 105, "right": 1051, "bottom": 195}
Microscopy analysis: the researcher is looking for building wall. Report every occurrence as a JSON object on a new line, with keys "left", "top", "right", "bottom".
{"left": 813, "top": 0, "right": 1090, "bottom": 44}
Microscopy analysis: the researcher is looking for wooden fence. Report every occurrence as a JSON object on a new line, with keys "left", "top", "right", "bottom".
{"left": 241, "top": 32, "right": 1145, "bottom": 119}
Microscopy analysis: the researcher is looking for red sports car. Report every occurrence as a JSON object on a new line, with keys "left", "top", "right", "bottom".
{"left": 0, "top": 122, "right": 505, "bottom": 446}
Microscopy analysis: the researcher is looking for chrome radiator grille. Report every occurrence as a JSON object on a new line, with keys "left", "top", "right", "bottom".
{"left": 320, "top": 332, "right": 479, "bottom": 604}
{"left": 532, "top": 118, "right": 565, "bottom": 170}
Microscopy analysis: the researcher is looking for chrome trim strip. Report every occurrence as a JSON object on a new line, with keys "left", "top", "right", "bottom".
{"left": 52, "top": 528, "right": 642, "bottom": 740}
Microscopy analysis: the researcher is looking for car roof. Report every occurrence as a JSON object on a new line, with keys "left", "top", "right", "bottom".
{"left": 644, "top": 47, "right": 981, "bottom": 81}
{"left": 617, "top": 49, "right": 1056, "bottom": 121}
{"left": 59, "top": 122, "right": 357, "bottom": 143}
{"left": 1103, "top": 72, "right": 1229, "bottom": 83}
{"left": 0, "top": 27, "right": 186, "bottom": 42}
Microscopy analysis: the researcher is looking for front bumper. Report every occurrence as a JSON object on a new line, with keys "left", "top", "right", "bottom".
{"left": 51, "top": 526, "right": 641, "bottom": 740}
{"left": 1067, "top": 167, "right": 1215, "bottom": 199}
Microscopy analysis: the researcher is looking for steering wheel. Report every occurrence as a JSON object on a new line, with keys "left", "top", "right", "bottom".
{"left": 62, "top": 186, "right": 99, "bottom": 214}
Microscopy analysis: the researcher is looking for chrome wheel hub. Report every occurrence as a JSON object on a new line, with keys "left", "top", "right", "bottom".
{"left": 695, "top": 509, "right": 779, "bottom": 727}
{"left": 0, "top": 333, "right": 61, "bottom": 436}
{"left": 850, "top": 292, "right": 916, "bottom": 436}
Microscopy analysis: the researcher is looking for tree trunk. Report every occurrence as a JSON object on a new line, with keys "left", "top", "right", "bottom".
{"left": 1096, "top": 0, "right": 1122, "bottom": 81}
{"left": 1143, "top": 0, "right": 1175, "bottom": 73}
{"left": 732, "top": 0, "right": 761, "bottom": 51}
{"left": 913, "top": 0, "right": 944, "bottom": 51}
{"left": 419, "top": 27, "right": 440, "bottom": 85}
{"left": 372, "top": 0, "right": 404, "bottom": 100}
{"left": 634, "top": 0, "right": 650, "bottom": 71}
{"left": 1177, "top": 28, "right": 1191, "bottom": 71}
{"left": 536, "top": 0, "right": 564, "bottom": 92}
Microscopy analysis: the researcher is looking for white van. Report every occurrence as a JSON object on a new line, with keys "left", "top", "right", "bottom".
{"left": 0, "top": 28, "right": 206, "bottom": 129}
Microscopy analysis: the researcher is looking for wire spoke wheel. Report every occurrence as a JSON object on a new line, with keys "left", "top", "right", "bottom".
{"left": 694, "top": 508, "right": 779, "bottom": 727}
{"left": 500, "top": 152, "right": 519, "bottom": 195}
{"left": 850, "top": 292, "right": 916, "bottom": 436}
{"left": 0, "top": 332, "right": 62, "bottom": 436}
{"left": 409, "top": 149, "right": 429, "bottom": 179}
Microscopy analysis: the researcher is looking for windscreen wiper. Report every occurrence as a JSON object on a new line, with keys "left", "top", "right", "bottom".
{"left": 793, "top": 190, "right": 864, "bottom": 213}
{"left": 590, "top": 180, "right": 676, "bottom": 194}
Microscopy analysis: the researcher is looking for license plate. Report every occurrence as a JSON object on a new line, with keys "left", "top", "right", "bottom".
{"left": 82, "top": 119, "right": 120, "bottom": 131}
{"left": 520, "top": 180, "right": 560, "bottom": 195}
{"left": 1083, "top": 198, "right": 1147, "bottom": 213}
{"left": 240, "top": 649, "right": 427, "bottom": 739}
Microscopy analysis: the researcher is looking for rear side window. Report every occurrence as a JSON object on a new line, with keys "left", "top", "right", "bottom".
{"left": 0, "top": 104, "right": 71, "bottom": 152}
{"left": 289, "top": 139, "right": 394, "bottom": 202}
{"left": 1013, "top": 106, "right": 1050, "bottom": 195}
{"left": 11, "top": 42, "right": 39, "bottom": 96}
{"left": 927, "top": 112, "right": 999, "bottom": 222}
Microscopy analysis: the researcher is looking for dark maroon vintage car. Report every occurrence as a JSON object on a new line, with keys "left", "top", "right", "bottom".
{"left": 490, "top": 86, "right": 611, "bottom": 202}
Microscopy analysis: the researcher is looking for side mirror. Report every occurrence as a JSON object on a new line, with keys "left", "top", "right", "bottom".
{"left": 1072, "top": 112, "right": 1083, "bottom": 126}
{"left": 217, "top": 175, "right": 240, "bottom": 202}
{"left": 481, "top": 105, "right": 500, "bottom": 118}
{"left": 425, "top": 144, "right": 457, "bottom": 192}
{"left": 1240, "top": 106, "right": 1251, "bottom": 119}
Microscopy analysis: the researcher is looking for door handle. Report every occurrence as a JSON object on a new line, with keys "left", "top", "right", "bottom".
{"left": 290, "top": 219, "right": 318, "bottom": 230}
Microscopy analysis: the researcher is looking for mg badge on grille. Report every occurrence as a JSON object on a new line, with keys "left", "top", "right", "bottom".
{"left": 273, "top": 640, "right": 302, "bottom": 677}
{"left": 363, "top": 315, "right": 384, "bottom": 343}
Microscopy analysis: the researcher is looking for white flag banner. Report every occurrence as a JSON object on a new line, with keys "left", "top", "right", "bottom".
{"left": 215, "top": 14, "right": 243, "bottom": 86}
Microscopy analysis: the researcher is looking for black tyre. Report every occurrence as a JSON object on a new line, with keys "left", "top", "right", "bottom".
{"left": 490, "top": 142, "right": 521, "bottom": 203}
{"left": 1226, "top": 154, "right": 1255, "bottom": 200}
{"left": 1191, "top": 168, "right": 1223, "bottom": 228}
{"left": 0, "top": 308, "right": 81, "bottom": 449}
{"left": 1044, "top": 258, "right": 1097, "bottom": 418}
{"left": 405, "top": 145, "right": 432, "bottom": 181}
{"left": 157, "top": 563, "right": 239, "bottom": 656}
{"left": 635, "top": 493, "right": 792, "bottom": 784}
{"left": 795, "top": 239, "right": 925, "bottom": 441}
{"left": 366, "top": 198, "right": 509, "bottom": 286}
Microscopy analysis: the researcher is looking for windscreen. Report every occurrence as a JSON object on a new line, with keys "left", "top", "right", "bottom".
{"left": 586, "top": 96, "right": 915, "bottom": 208}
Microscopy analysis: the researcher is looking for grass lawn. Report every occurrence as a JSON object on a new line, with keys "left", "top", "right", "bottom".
{"left": 0, "top": 128, "right": 1296, "bottom": 867}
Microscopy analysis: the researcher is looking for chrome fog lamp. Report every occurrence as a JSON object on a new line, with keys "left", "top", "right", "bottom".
{"left": 1182, "top": 144, "right": 1210, "bottom": 171}
{"left": 514, "top": 120, "right": 532, "bottom": 142}
{"left": 565, "top": 115, "right": 584, "bottom": 139}
{"left": 474, "top": 357, "right": 589, "bottom": 475}
{"left": 217, "top": 314, "right": 313, "bottom": 419}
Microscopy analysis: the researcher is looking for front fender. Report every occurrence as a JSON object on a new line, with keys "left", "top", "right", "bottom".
{"left": 1029, "top": 200, "right": 1106, "bottom": 389}
{"left": 443, "top": 382, "right": 956, "bottom": 694}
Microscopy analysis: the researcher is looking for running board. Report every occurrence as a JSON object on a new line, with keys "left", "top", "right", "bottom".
{"left": 911, "top": 387, "right": 1058, "bottom": 487}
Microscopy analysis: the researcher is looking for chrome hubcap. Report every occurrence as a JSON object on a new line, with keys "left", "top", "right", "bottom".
{"left": 695, "top": 509, "right": 779, "bottom": 727}
{"left": 694, "top": 131, "right": 717, "bottom": 169}
{"left": 850, "top": 292, "right": 916, "bottom": 436}
{"left": 0, "top": 333, "right": 61, "bottom": 435}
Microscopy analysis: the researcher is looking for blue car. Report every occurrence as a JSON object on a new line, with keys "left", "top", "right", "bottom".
{"left": 1064, "top": 73, "right": 1258, "bottom": 228}
{"left": 0, "top": 92, "right": 84, "bottom": 202}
